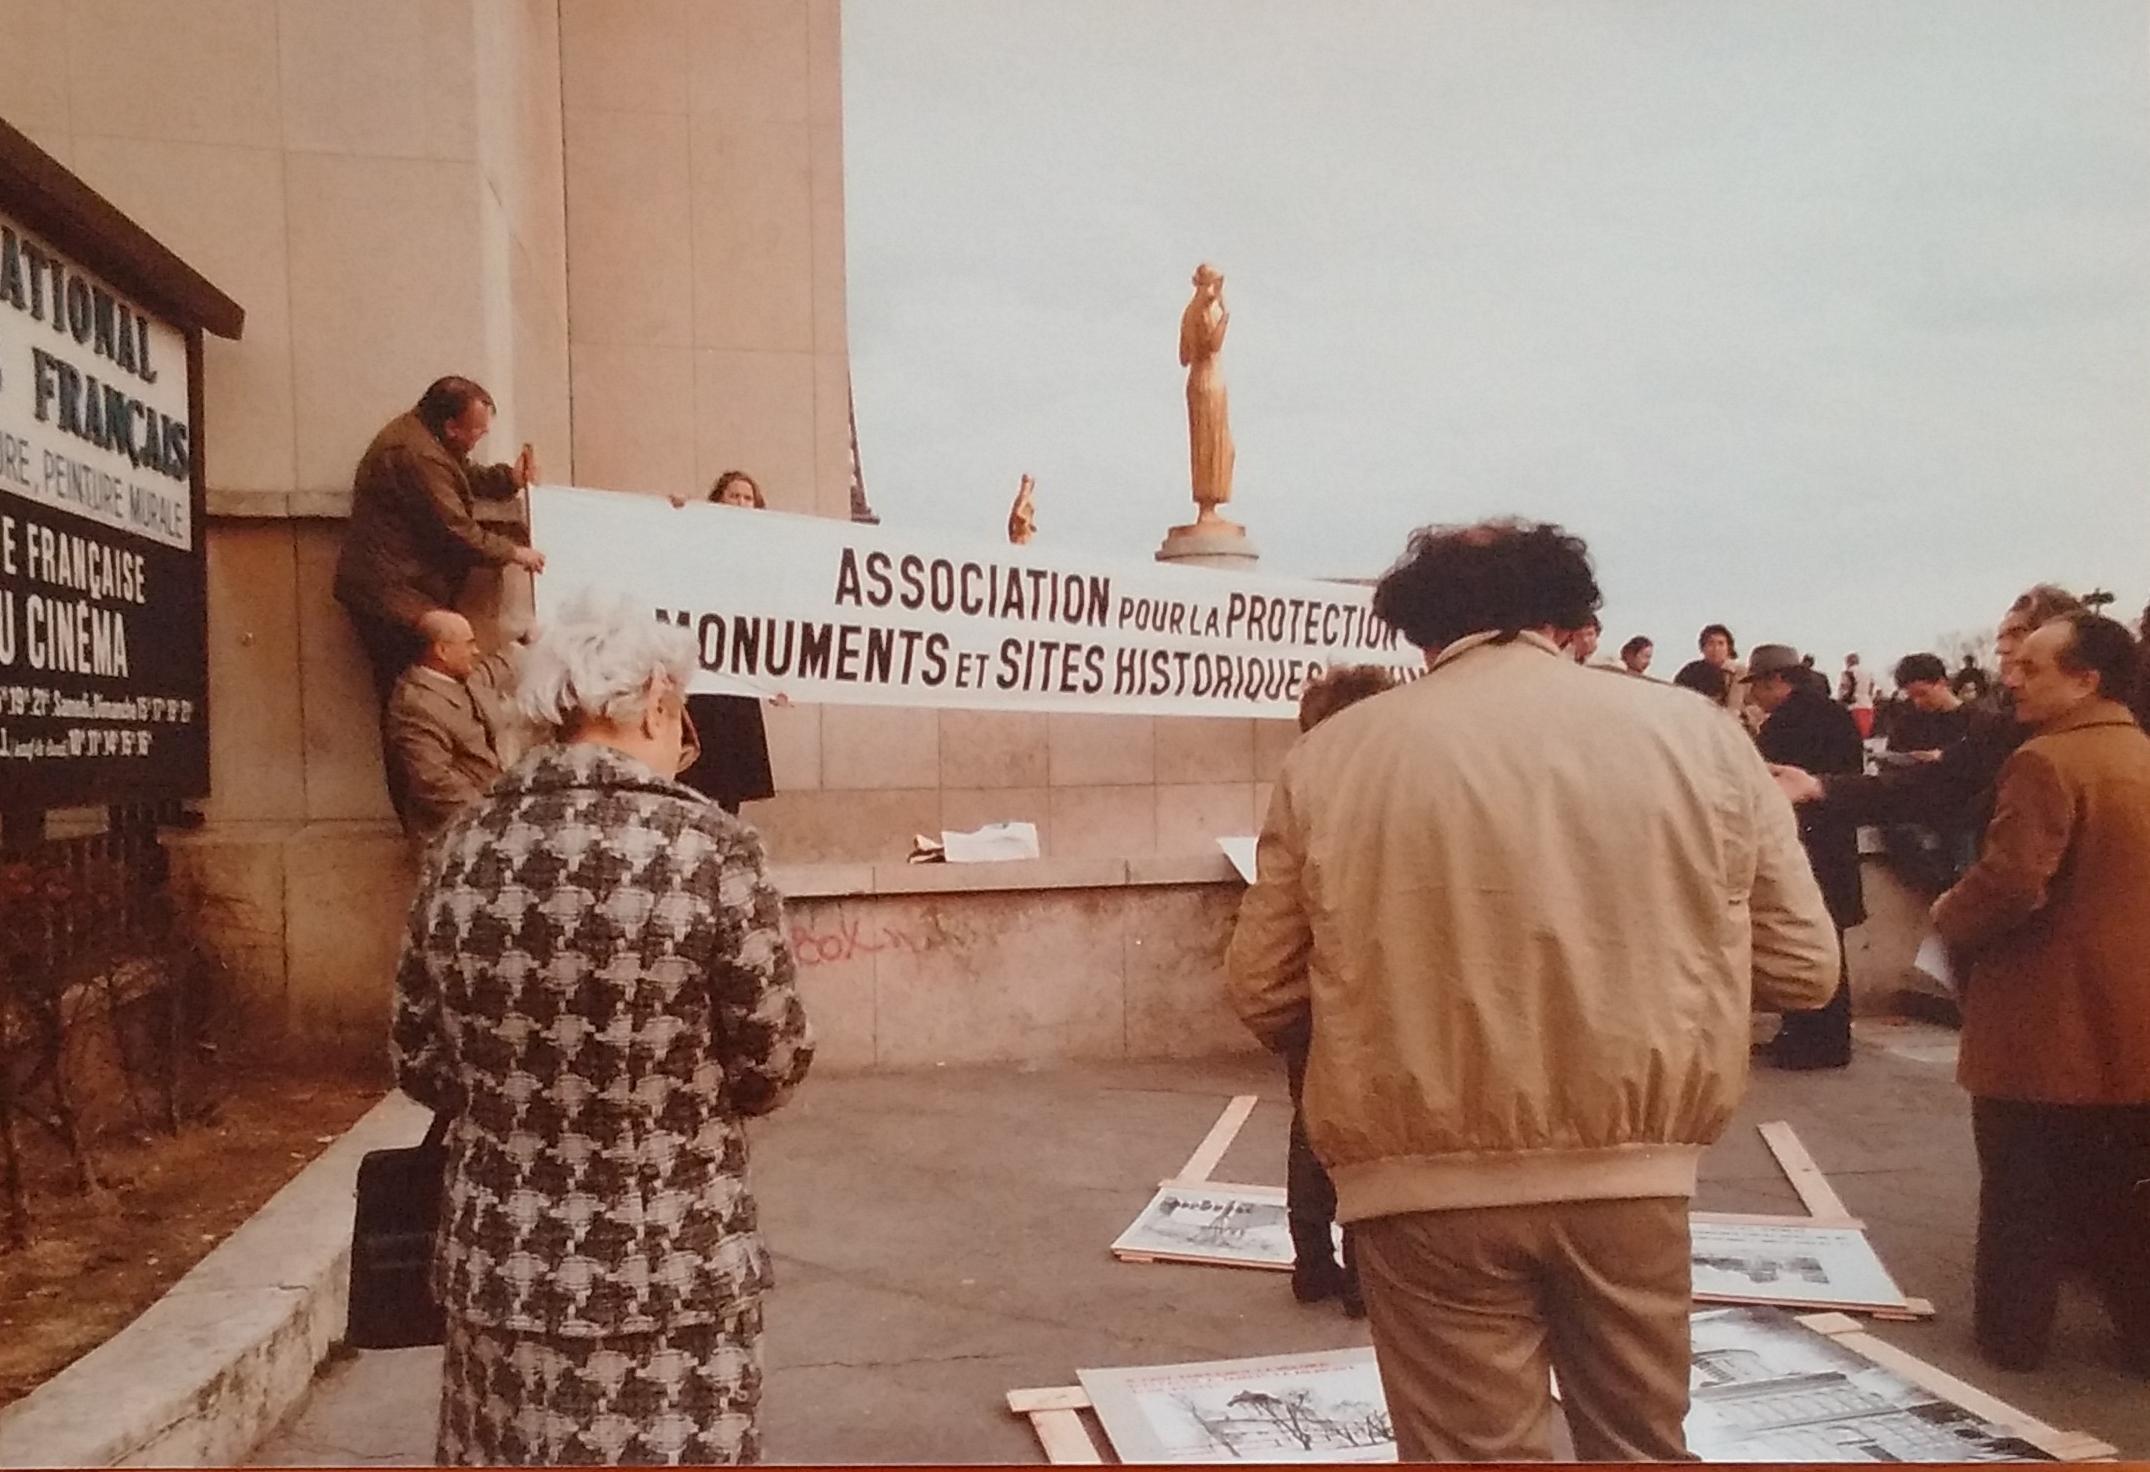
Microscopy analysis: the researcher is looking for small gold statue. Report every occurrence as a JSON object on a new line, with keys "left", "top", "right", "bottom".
{"left": 1007, "top": 473, "right": 1037, "bottom": 545}
{"left": 1179, "top": 263, "right": 1237, "bottom": 529}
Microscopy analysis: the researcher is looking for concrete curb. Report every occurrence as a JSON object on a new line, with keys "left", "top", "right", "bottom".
{"left": 0, "top": 1092, "right": 430, "bottom": 1468}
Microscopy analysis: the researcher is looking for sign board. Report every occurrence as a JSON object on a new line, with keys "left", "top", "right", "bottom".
{"left": 0, "top": 204, "right": 208, "bottom": 806}
{"left": 529, "top": 485, "right": 1420, "bottom": 720}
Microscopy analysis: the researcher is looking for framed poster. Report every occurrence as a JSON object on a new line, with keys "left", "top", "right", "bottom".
{"left": 1112, "top": 1181, "right": 1341, "bottom": 1270}
{"left": 1078, "top": 1347, "right": 1394, "bottom": 1463}
{"left": 1686, "top": 1307, "right": 2052, "bottom": 1463}
{"left": 1689, "top": 1217, "right": 1910, "bottom": 1312}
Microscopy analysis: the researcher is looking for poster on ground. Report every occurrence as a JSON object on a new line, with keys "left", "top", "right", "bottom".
{"left": 1689, "top": 1218, "right": 1911, "bottom": 1312}
{"left": 1079, "top": 1347, "right": 1395, "bottom": 1463}
{"left": 527, "top": 485, "right": 1421, "bottom": 720}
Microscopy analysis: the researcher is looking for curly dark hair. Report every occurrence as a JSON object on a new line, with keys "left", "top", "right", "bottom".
{"left": 1370, "top": 519, "right": 1601, "bottom": 653}
{"left": 1296, "top": 664, "right": 1398, "bottom": 732}
{"left": 1893, "top": 652, "right": 1949, "bottom": 688}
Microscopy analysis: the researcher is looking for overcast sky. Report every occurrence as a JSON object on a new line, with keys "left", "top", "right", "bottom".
{"left": 842, "top": 1, "right": 2150, "bottom": 673}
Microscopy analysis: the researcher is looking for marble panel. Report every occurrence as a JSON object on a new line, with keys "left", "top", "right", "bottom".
{"left": 937, "top": 787, "right": 1050, "bottom": 852}
{"left": 560, "top": 0, "right": 689, "bottom": 115}
{"left": 563, "top": 107, "right": 694, "bottom": 347}
{"left": 567, "top": 342, "right": 698, "bottom": 499}
{"left": 507, "top": 241, "right": 573, "bottom": 485}
{"left": 688, "top": 116, "right": 813, "bottom": 353}
{"left": 1154, "top": 715, "right": 1256, "bottom": 785}
{"left": 779, "top": 895, "right": 876, "bottom": 1072}
{"left": 760, "top": 698, "right": 822, "bottom": 792}
{"left": 283, "top": 824, "right": 419, "bottom": 1053}
{"left": 747, "top": 788, "right": 940, "bottom": 865}
{"left": 67, "top": 0, "right": 281, "bottom": 149}
{"left": 692, "top": 349, "right": 817, "bottom": 512}
{"left": 200, "top": 525, "right": 308, "bottom": 824}
{"left": 808, "top": 121, "right": 847, "bottom": 358}
{"left": 938, "top": 709, "right": 1048, "bottom": 789}
{"left": 820, "top": 704, "right": 939, "bottom": 791}
{"left": 804, "top": 0, "right": 842, "bottom": 128}
{"left": 292, "top": 528, "right": 396, "bottom": 822}
{"left": 1155, "top": 783, "right": 1257, "bottom": 857}
{"left": 285, "top": 153, "right": 489, "bottom": 492}
{"left": 277, "top": 0, "right": 479, "bottom": 161}
{"left": 811, "top": 350, "right": 852, "bottom": 520}
{"left": 1122, "top": 884, "right": 1258, "bottom": 1060}
{"left": 872, "top": 891, "right": 1126, "bottom": 1068}
{"left": 0, "top": 0, "right": 74, "bottom": 133}
{"left": 687, "top": 0, "right": 810, "bottom": 125}
{"left": 1047, "top": 712, "right": 1155, "bottom": 787}
{"left": 165, "top": 825, "right": 292, "bottom": 1041}
{"left": 68, "top": 138, "right": 299, "bottom": 496}
{"left": 1253, "top": 715, "right": 1300, "bottom": 781}
{"left": 1047, "top": 785, "right": 1156, "bottom": 860}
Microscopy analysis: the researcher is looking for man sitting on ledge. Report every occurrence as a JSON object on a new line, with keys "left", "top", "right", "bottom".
{"left": 384, "top": 609, "right": 523, "bottom": 848}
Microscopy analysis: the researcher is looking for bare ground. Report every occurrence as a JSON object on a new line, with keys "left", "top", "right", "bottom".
{"left": 0, "top": 1068, "right": 387, "bottom": 1409}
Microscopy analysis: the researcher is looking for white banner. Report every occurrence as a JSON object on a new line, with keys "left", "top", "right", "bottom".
{"left": 528, "top": 485, "right": 1419, "bottom": 719}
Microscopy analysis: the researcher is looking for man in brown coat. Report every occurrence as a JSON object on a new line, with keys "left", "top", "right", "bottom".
{"left": 1933, "top": 610, "right": 2150, "bottom": 1375}
{"left": 333, "top": 376, "right": 546, "bottom": 715}
{"left": 384, "top": 610, "right": 522, "bottom": 847}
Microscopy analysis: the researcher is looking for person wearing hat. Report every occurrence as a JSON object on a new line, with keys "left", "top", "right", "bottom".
{"left": 1748, "top": 642, "right": 1868, "bottom": 1068}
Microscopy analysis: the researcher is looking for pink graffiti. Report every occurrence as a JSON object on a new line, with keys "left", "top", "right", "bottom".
{"left": 789, "top": 917, "right": 933, "bottom": 967}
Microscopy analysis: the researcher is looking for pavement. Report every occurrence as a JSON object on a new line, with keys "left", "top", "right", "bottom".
{"left": 252, "top": 1020, "right": 2150, "bottom": 1465}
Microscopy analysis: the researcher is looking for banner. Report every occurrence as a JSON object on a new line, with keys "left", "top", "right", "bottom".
{"left": 1, "top": 206, "right": 208, "bottom": 805}
{"left": 528, "top": 486, "right": 1419, "bottom": 720}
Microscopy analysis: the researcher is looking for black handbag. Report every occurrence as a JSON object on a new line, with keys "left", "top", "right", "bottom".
{"left": 346, "top": 1110, "right": 451, "bottom": 1350}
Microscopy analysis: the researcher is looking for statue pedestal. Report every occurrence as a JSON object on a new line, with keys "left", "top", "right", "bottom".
{"left": 1156, "top": 519, "right": 1260, "bottom": 571}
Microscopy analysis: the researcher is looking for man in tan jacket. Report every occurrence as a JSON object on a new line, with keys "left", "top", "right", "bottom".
{"left": 384, "top": 610, "right": 524, "bottom": 847}
{"left": 1227, "top": 520, "right": 1839, "bottom": 1462}
{"left": 333, "top": 377, "right": 545, "bottom": 717}
{"left": 1932, "top": 610, "right": 2150, "bottom": 1376}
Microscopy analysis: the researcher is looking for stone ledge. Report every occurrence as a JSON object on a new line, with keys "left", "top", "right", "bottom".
{"left": 206, "top": 488, "right": 526, "bottom": 523}
{"left": 0, "top": 1093, "right": 429, "bottom": 1469}
{"left": 769, "top": 848, "right": 1241, "bottom": 900}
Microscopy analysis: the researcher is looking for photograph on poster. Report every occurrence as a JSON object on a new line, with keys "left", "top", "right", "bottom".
{"left": 1689, "top": 1218, "right": 1910, "bottom": 1311}
{"left": 1685, "top": 1307, "right": 2051, "bottom": 1462}
{"left": 1112, "top": 1182, "right": 1341, "bottom": 1269}
{"left": 1079, "top": 1348, "right": 1394, "bottom": 1462}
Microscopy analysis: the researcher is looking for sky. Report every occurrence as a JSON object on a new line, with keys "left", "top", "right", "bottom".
{"left": 841, "top": 1, "right": 2150, "bottom": 674}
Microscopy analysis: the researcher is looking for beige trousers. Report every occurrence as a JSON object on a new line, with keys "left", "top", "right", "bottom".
{"left": 1353, "top": 1196, "right": 1694, "bottom": 1462}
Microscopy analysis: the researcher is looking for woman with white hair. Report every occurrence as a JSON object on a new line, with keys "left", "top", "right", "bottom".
{"left": 391, "top": 592, "right": 814, "bottom": 1466}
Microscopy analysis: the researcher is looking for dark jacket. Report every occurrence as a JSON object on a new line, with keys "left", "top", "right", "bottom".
{"left": 1933, "top": 698, "right": 2150, "bottom": 1104}
{"left": 391, "top": 743, "right": 814, "bottom": 1336}
{"left": 1818, "top": 696, "right": 2023, "bottom": 838}
{"left": 1758, "top": 686, "right": 1867, "bottom": 929}
{"left": 333, "top": 411, "right": 525, "bottom": 628}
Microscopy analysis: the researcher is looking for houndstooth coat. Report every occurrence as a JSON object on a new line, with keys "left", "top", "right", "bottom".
{"left": 391, "top": 741, "right": 814, "bottom": 1338}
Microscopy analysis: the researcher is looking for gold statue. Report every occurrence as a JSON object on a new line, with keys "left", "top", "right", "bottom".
{"left": 1179, "top": 263, "right": 1237, "bottom": 528}
{"left": 1007, "top": 473, "right": 1036, "bottom": 545}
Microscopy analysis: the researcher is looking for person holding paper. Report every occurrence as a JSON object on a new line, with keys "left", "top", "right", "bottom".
{"left": 1931, "top": 610, "right": 2150, "bottom": 1377}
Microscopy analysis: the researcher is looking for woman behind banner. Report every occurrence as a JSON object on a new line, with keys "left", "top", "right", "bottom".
{"left": 675, "top": 470, "right": 780, "bottom": 814}
{"left": 391, "top": 592, "right": 814, "bottom": 1465}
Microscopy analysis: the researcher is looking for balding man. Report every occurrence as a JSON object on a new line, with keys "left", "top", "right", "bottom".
{"left": 384, "top": 610, "right": 525, "bottom": 845}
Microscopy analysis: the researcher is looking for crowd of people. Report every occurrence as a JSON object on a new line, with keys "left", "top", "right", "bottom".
{"left": 337, "top": 376, "right": 2147, "bottom": 1465}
